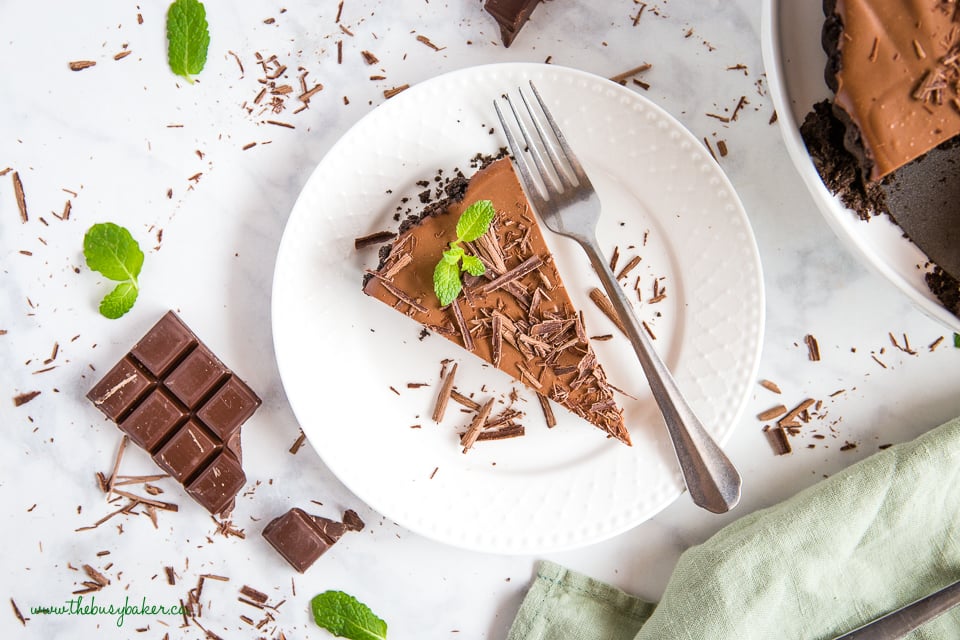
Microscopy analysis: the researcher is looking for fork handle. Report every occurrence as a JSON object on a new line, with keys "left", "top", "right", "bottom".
{"left": 581, "top": 237, "right": 742, "bottom": 513}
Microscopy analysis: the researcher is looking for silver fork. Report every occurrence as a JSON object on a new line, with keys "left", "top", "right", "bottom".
{"left": 494, "top": 81, "right": 741, "bottom": 514}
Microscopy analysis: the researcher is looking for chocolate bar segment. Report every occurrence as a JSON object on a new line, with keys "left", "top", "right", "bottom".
{"left": 87, "top": 311, "right": 261, "bottom": 516}
{"left": 484, "top": 0, "right": 543, "bottom": 47}
{"left": 262, "top": 508, "right": 343, "bottom": 573}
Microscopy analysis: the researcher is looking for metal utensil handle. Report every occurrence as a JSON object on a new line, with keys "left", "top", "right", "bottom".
{"left": 832, "top": 579, "right": 960, "bottom": 640}
{"left": 581, "top": 238, "right": 741, "bottom": 513}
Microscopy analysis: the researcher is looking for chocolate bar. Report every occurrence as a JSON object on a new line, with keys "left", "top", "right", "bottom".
{"left": 484, "top": 0, "right": 543, "bottom": 47}
{"left": 87, "top": 311, "right": 260, "bottom": 516}
{"left": 262, "top": 508, "right": 353, "bottom": 573}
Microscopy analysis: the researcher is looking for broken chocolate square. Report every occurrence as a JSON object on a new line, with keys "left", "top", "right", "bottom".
{"left": 262, "top": 507, "right": 348, "bottom": 573}
{"left": 484, "top": 0, "right": 543, "bottom": 47}
{"left": 86, "top": 311, "right": 261, "bottom": 516}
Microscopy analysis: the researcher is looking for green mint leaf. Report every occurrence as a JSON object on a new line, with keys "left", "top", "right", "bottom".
{"left": 455, "top": 200, "right": 495, "bottom": 243}
{"left": 83, "top": 223, "right": 144, "bottom": 283}
{"left": 83, "top": 222, "right": 144, "bottom": 319}
{"left": 442, "top": 246, "right": 464, "bottom": 264}
{"left": 460, "top": 254, "right": 486, "bottom": 276}
{"left": 954, "top": 333, "right": 960, "bottom": 348}
{"left": 99, "top": 282, "right": 139, "bottom": 319}
{"left": 311, "top": 591, "right": 387, "bottom": 640}
{"left": 434, "top": 257, "right": 462, "bottom": 307}
{"left": 166, "top": 0, "right": 210, "bottom": 83}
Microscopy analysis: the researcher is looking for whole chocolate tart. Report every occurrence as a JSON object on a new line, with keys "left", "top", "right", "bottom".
{"left": 362, "top": 157, "right": 631, "bottom": 445}
{"left": 803, "top": 0, "right": 960, "bottom": 313}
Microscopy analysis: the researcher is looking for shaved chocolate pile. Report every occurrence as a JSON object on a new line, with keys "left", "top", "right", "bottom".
{"left": 262, "top": 507, "right": 364, "bottom": 573}
{"left": 86, "top": 311, "right": 260, "bottom": 516}
{"left": 484, "top": 0, "right": 543, "bottom": 47}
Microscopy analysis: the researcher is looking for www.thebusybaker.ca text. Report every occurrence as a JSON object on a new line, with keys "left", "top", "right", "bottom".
{"left": 30, "top": 594, "right": 185, "bottom": 627}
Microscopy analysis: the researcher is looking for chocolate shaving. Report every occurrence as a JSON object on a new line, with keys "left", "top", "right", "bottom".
{"left": 778, "top": 399, "right": 816, "bottom": 428}
{"left": 759, "top": 379, "right": 782, "bottom": 394}
{"left": 13, "top": 390, "right": 40, "bottom": 406}
{"left": 12, "top": 172, "right": 27, "bottom": 223}
{"left": 361, "top": 50, "right": 379, "bottom": 65}
{"left": 432, "top": 362, "right": 458, "bottom": 422}
{"left": 365, "top": 271, "right": 429, "bottom": 313}
{"left": 481, "top": 255, "right": 543, "bottom": 294}
{"left": 764, "top": 425, "right": 792, "bottom": 455}
{"left": 69, "top": 60, "right": 96, "bottom": 71}
{"left": 354, "top": 230, "right": 396, "bottom": 250}
{"left": 477, "top": 423, "right": 525, "bottom": 440}
{"left": 804, "top": 334, "right": 821, "bottom": 361}
{"left": 450, "top": 299, "right": 474, "bottom": 351}
{"left": 165, "top": 566, "right": 176, "bottom": 586}
{"left": 451, "top": 390, "right": 481, "bottom": 411}
{"left": 588, "top": 288, "right": 626, "bottom": 334}
{"left": 384, "top": 84, "right": 410, "bottom": 99}
{"left": 10, "top": 599, "right": 26, "bottom": 626}
{"left": 757, "top": 404, "right": 787, "bottom": 421}
{"left": 491, "top": 312, "right": 503, "bottom": 367}
{"left": 537, "top": 393, "right": 557, "bottom": 427}
{"left": 288, "top": 430, "right": 306, "bottom": 454}
{"left": 240, "top": 585, "right": 269, "bottom": 604}
{"left": 460, "top": 398, "right": 495, "bottom": 453}
{"left": 610, "top": 63, "right": 652, "bottom": 85}
{"left": 616, "top": 255, "right": 642, "bottom": 280}
{"left": 416, "top": 35, "right": 444, "bottom": 51}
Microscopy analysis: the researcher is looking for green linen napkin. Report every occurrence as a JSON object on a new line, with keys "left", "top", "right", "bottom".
{"left": 508, "top": 416, "right": 960, "bottom": 640}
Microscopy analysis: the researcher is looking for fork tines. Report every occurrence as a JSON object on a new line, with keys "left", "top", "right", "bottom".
{"left": 494, "top": 81, "right": 591, "bottom": 204}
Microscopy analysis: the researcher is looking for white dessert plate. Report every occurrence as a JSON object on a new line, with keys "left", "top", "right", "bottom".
{"left": 272, "top": 63, "right": 763, "bottom": 554}
{"left": 761, "top": 0, "right": 960, "bottom": 332}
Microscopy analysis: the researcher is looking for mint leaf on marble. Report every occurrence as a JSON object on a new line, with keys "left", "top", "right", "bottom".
{"left": 954, "top": 333, "right": 960, "bottom": 348}
{"left": 166, "top": 0, "right": 210, "bottom": 83}
{"left": 432, "top": 200, "right": 495, "bottom": 306}
{"left": 311, "top": 591, "right": 387, "bottom": 640}
{"left": 83, "top": 222, "right": 144, "bottom": 319}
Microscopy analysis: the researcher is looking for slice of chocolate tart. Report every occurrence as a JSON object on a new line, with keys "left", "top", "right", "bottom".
{"left": 824, "top": 0, "right": 960, "bottom": 182}
{"left": 362, "top": 157, "right": 631, "bottom": 445}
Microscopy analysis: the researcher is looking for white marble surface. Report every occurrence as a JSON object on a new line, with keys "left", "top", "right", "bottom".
{"left": 2, "top": 1, "right": 959, "bottom": 638}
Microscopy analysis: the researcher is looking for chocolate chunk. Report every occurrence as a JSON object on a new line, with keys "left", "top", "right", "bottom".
{"left": 262, "top": 508, "right": 347, "bottom": 573}
{"left": 484, "top": 0, "right": 543, "bottom": 47}
{"left": 86, "top": 311, "right": 260, "bottom": 516}
{"left": 342, "top": 509, "right": 365, "bottom": 532}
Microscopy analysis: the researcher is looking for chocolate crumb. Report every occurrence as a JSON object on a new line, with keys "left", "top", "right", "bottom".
{"left": 69, "top": 60, "right": 97, "bottom": 71}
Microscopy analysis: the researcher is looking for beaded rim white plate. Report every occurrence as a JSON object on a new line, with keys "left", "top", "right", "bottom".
{"left": 762, "top": 0, "right": 960, "bottom": 333}
{"left": 272, "top": 63, "right": 764, "bottom": 554}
